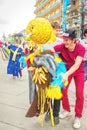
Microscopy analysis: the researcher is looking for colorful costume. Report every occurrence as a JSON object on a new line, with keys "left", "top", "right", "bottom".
{"left": 25, "top": 18, "right": 68, "bottom": 126}
{"left": 19, "top": 55, "right": 26, "bottom": 69}
{"left": 7, "top": 44, "right": 23, "bottom": 77}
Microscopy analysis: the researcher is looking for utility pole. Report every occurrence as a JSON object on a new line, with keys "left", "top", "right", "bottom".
{"left": 81, "top": 0, "right": 85, "bottom": 39}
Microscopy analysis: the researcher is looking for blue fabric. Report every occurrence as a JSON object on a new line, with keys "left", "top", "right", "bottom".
{"left": 50, "top": 61, "right": 67, "bottom": 90}
{"left": 19, "top": 56, "right": 26, "bottom": 69}
{"left": 84, "top": 61, "right": 87, "bottom": 81}
{"left": 62, "top": 0, "right": 70, "bottom": 31}
{"left": 7, "top": 44, "right": 23, "bottom": 77}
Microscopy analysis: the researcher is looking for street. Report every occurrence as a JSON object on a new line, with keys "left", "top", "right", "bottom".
{"left": 0, "top": 52, "right": 87, "bottom": 130}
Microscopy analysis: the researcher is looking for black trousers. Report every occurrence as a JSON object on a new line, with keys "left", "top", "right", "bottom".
{"left": 53, "top": 99, "right": 60, "bottom": 117}
{"left": 47, "top": 99, "right": 60, "bottom": 117}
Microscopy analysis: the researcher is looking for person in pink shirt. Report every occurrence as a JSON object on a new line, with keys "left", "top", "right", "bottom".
{"left": 52, "top": 29, "right": 85, "bottom": 129}
{"left": 0, "top": 40, "right": 2, "bottom": 48}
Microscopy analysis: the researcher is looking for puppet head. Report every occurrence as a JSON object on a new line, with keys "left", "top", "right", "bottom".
{"left": 26, "top": 18, "right": 56, "bottom": 45}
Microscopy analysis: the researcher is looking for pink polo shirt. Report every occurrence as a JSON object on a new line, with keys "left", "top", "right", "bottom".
{"left": 54, "top": 43, "right": 85, "bottom": 74}
{"left": 0, "top": 40, "right": 2, "bottom": 48}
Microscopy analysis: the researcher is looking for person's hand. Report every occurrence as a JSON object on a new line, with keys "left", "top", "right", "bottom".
{"left": 62, "top": 73, "right": 68, "bottom": 83}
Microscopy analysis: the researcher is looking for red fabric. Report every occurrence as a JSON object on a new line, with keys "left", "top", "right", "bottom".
{"left": 24, "top": 48, "right": 29, "bottom": 55}
{"left": 26, "top": 59, "right": 31, "bottom": 66}
{"left": 19, "top": 69, "right": 22, "bottom": 77}
{"left": 0, "top": 40, "right": 2, "bottom": 48}
{"left": 62, "top": 72, "right": 84, "bottom": 118}
{"left": 54, "top": 43, "right": 85, "bottom": 74}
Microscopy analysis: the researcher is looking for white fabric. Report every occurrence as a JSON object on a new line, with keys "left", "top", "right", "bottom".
{"left": 80, "top": 39, "right": 87, "bottom": 61}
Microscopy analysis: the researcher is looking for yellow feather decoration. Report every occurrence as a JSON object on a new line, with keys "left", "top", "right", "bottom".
{"left": 46, "top": 85, "right": 62, "bottom": 100}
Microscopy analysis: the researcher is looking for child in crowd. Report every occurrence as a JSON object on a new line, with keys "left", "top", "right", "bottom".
{"left": 43, "top": 22, "right": 63, "bottom": 50}
{"left": 44, "top": 22, "right": 63, "bottom": 125}
{"left": 19, "top": 55, "right": 26, "bottom": 80}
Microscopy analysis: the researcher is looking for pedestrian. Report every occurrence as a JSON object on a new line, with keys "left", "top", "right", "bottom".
{"left": 43, "top": 22, "right": 63, "bottom": 50}
{"left": 80, "top": 28, "right": 87, "bottom": 81}
{"left": 7, "top": 37, "right": 23, "bottom": 79}
{"left": 15, "top": 38, "right": 24, "bottom": 80}
{"left": 19, "top": 55, "right": 26, "bottom": 80}
{"left": 44, "top": 22, "right": 63, "bottom": 125}
{"left": 51, "top": 29, "right": 85, "bottom": 129}
{"left": 0, "top": 40, "right": 2, "bottom": 48}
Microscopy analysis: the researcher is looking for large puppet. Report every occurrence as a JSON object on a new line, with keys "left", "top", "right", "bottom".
{"left": 25, "top": 18, "right": 68, "bottom": 126}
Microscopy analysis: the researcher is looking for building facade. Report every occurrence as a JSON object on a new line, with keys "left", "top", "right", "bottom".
{"left": 34, "top": 0, "right": 87, "bottom": 38}
{"left": 34, "top": 0, "right": 62, "bottom": 23}
{"left": 66, "top": 0, "right": 87, "bottom": 38}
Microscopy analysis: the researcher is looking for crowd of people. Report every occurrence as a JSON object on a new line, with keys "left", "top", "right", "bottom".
{"left": 25, "top": 21, "right": 87, "bottom": 129}
{"left": 0, "top": 35, "right": 27, "bottom": 80}
{"left": 0, "top": 20, "right": 87, "bottom": 129}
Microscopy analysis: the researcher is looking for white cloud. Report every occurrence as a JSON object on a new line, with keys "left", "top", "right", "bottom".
{"left": 0, "top": 0, "right": 36, "bottom": 38}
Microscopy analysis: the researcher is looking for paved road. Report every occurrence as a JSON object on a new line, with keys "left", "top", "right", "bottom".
{"left": 0, "top": 52, "right": 87, "bottom": 130}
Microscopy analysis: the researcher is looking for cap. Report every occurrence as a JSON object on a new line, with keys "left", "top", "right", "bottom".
{"left": 63, "top": 29, "right": 76, "bottom": 39}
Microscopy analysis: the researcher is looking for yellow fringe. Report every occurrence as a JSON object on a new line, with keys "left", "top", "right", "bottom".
{"left": 37, "top": 87, "right": 56, "bottom": 127}
{"left": 49, "top": 103, "right": 54, "bottom": 126}
{"left": 38, "top": 88, "right": 46, "bottom": 127}
{"left": 46, "top": 85, "right": 62, "bottom": 99}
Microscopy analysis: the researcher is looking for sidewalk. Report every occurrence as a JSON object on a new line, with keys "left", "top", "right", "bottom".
{"left": 0, "top": 52, "right": 87, "bottom": 130}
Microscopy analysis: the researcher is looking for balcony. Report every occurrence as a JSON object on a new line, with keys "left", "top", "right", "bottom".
{"left": 36, "top": 1, "right": 60, "bottom": 17}
{"left": 34, "top": 0, "right": 49, "bottom": 13}
{"left": 48, "top": 13, "right": 60, "bottom": 21}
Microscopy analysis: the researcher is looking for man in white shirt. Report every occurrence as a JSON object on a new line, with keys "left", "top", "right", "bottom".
{"left": 80, "top": 29, "right": 87, "bottom": 81}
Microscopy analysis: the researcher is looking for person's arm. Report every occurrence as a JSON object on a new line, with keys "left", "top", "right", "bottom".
{"left": 51, "top": 43, "right": 63, "bottom": 53}
{"left": 62, "top": 56, "right": 83, "bottom": 82}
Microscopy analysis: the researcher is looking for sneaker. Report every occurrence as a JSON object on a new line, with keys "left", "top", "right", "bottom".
{"left": 59, "top": 110, "right": 72, "bottom": 119}
{"left": 73, "top": 117, "right": 81, "bottom": 129}
{"left": 44, "top": 112, "right": 51, "bottom": 121}
{"left": 54, "top": 116, "right": 60, "bottom": 125}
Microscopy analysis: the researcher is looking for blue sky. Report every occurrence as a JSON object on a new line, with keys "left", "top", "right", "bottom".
{"left": 0, "top": 0, "right": 36, "bottom": 38}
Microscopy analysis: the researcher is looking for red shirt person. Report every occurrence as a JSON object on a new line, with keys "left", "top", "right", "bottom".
{"left": 52, "top": 29, "right": 85, "bottom": 129}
